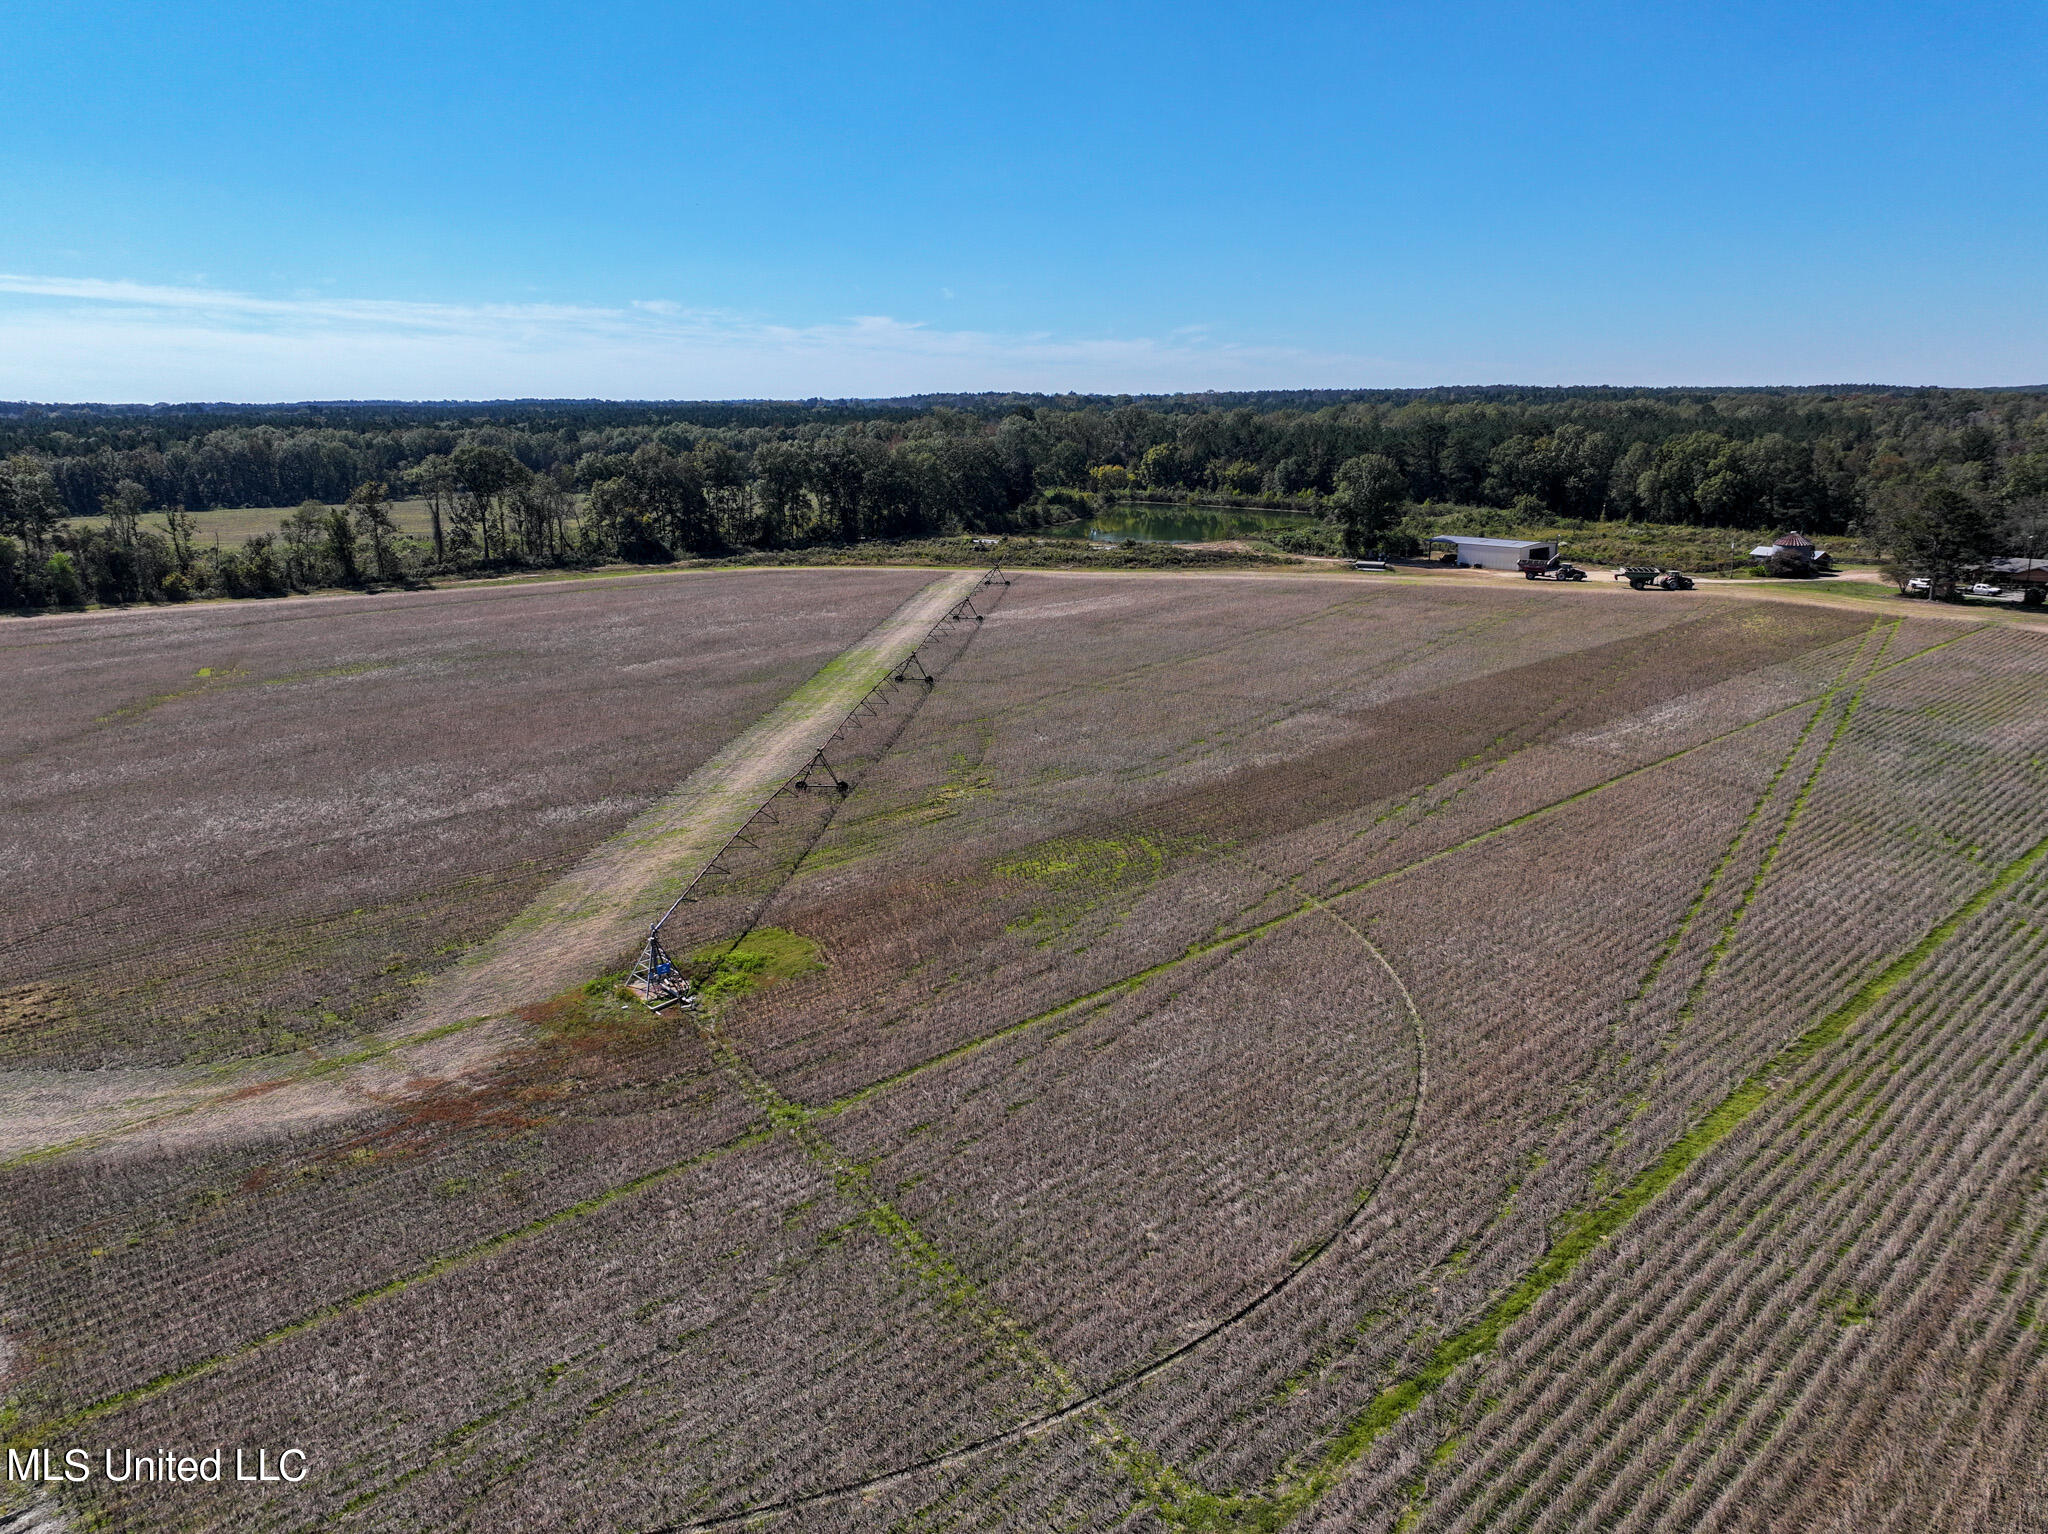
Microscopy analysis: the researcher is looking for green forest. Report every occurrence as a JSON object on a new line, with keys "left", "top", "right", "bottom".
{"left": 2, "top": 386, "right": 2044, "bottom": 608}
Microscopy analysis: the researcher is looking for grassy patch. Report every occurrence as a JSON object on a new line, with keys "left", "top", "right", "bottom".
{"left": 63, "top": 498, "right": 445, "bottom": 546}
{"left": 997, "top": 833, "right": 1170, "bottom": 889}
{"left": 1820, "top": 1285, "right": 1877, "bottom": 1324}
{"left": 690, "top": 927, "right": 826, "bottom": 1006}
{"left": 513, "top": 973, "right": 659, "bottom": 1046}
{"left": 995, "top": 831, "right": 1195, "bottom": 940}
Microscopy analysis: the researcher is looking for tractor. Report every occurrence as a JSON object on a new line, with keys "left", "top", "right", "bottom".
{"left": 1517, "top": 554, "right": 1588, "bottom": 581}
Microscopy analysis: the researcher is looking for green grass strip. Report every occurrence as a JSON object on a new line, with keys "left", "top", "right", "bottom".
{"left": 833, "top": 617, "right": 1959, "bottom": 1125}
{"left": 1671, "top": 622, "right": 1894, "bottom": 1030}
{"left": 13, "top": 1129, "right": 770, "bottom": 1444}
{"left": 1621, "top": 623, "right": 1879, "bottom": 1014}
{"left": 815, "top": 623, "right": 1940, "bottom": 1133}
{"left": 1156, "top": 825, "right": 2048, "bottom": 1532}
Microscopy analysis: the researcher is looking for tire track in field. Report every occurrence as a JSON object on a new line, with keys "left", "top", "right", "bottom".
{"left": 0, "top": 571, "right": 980, "bottom": 1163}
{"left": 1178, "top": 641, "right": 1859, "bottom": 1490}
{"left": 648, "top": 631, "right": 1913, "bottom": 1530}
{"left": 1360, "top": 608, "right": 1934, "bottom": 857}
{"left": 9, "top": 620, "right": 1968, "bottom": 1499}
{"left": 1662, "top": 621, "right": 1896, "bottom": 1041}
{"left": 656, "top": 618, "right": 1982, "bottom": 1527}
{"left": 1429, "top": 878, "right": 2048, "bottom": 1531}
{"left": 652, "top": 891, "right": 1428, "bottom": 1534}
{"left": 1570, "top": 626, "right": 1885, "bottom": 1153}
{"left": 818, "top": 663, "right": 1850, "bottom": 1122}
{"left": 1137, "top": 835, "right": 2048, "bottom": 1530}
{"left": 814, "top": 618, "right": 1977, "bottom": 1128}
{"left": 1156, "top": 806, "right": 2048, "bottom": 1523}
{"left": 1344, "top": 622, "right": 1890, "bottom": 1533}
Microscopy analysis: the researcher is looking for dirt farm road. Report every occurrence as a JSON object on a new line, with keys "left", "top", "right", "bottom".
{"left": 3, "top": 560, "right": 2016, "bottom": 1165}
{"left": 0, "top": 569, "right": 981, "bottom": 1163}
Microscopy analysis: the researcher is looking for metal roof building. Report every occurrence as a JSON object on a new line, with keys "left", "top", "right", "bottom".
{"left": 1428, "top": 534, "right": 1558, "bottom": 571}
{"left": 1749, "top": 531, "right": 1830, "bottom": 562}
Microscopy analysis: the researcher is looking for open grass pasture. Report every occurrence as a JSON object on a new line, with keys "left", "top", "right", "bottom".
{"left": 60, "top": 499, "right": 446, "bottom": 548}
{"left": 4, "top": 571, "right": 2045, "bottom": 1533}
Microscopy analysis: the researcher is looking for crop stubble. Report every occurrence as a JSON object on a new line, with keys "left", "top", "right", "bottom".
{"left": 7, "top": 572, "right": 2038, "bottom": 1532}
{"left": 0, "top": 569, "right": 933, "bottom": 1067}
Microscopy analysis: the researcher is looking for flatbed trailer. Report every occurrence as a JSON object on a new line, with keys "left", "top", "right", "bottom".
{"left": 1615, "top": 566, "right": 1696, "bottom": 590}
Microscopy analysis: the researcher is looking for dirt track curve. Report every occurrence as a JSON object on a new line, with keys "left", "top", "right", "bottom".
{"left": 0, "top": 569, "right": 980, "bottom": 1162}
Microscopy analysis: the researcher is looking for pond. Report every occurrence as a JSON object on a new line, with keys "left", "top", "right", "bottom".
{"left": 1037, "top": 503, "right": 1313, "bottom": 545}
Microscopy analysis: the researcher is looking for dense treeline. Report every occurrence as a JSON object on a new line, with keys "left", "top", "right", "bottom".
{"left": 2, "top": 386, "right": 2044, "bottom": 607}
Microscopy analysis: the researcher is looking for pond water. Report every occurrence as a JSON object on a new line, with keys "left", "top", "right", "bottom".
{"left": 1038, "top": 503, "right": 1312, "bottom": 545}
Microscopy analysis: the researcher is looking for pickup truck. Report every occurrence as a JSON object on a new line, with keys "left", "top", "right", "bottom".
{"left": 1517, "top": 556, "right": 1588, "bottom": 581}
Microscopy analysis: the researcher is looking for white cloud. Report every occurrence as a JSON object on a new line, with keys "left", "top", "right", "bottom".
{"left": 0, "top": 273, "right": 1389, "bottom": 401}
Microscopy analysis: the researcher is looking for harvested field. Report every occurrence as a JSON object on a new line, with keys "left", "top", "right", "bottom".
{"left": 3, "top": 569, "right": 2044, "bottom": 1533}
{"left": 0, "top": 568, "right": 932, "bottom": 1068}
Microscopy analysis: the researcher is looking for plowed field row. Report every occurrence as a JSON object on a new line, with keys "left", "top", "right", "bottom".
{"left": 6, "top": 579, "right": 2038, "bottom": 1534}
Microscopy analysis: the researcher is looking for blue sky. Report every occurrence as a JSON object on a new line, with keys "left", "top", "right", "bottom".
{"left": 1, "top": 1, "right": 2042, "bottom": 400}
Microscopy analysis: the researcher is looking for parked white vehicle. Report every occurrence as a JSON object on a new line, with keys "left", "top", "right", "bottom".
{"left": 1906, "top": 577, "right": 1933, "bottom": 593}
{"left": 1966, "top": 582, "right": 2005, "bottom": 597}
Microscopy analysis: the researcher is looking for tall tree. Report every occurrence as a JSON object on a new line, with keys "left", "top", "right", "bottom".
{"left": 751, "top": 442, "right": 811, "bottom": 547}
{"left": 507, "top": 470, "right": 573, "bottom": 558}
{"left": 0, "top": 455, "right": 62, "bottom": 554}
{"left": 1333, "top": 452, "right": 1406, "bottom": 556}
{"left": 279, "top": 501, "right": 328, "bottom": 588}
{"left": 810, "top": 438, "right": 879, "bottom": 544}
{"left": 697, "top": 441, "right": 750, "bottom": 539}
{"left": 1867, "top": 480, "right": 1998, "bottom": 596}
{"left": 449, "top": 444, "right": 528, "bottom": 561}
{"left": 99, "top": 480, "right": 149, "bottom": 602}
{"left": 413, "top": 455, "right": 456, "bottom": 562}
{"left": 159, "top": 507, "right": 199, "bottom": 574}
{"left": 326, "top": 507, "right": 362, "bottom": 586}
{"left": 347, "top": 481, "right": 398, "bottom": 580}
{"left": 103, "top": 479, "right": 147, "bottom": 548}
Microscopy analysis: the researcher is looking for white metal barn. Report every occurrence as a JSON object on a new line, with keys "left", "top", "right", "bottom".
{"left": 1429, "top": 535, "right": 1557, "bottom": 570}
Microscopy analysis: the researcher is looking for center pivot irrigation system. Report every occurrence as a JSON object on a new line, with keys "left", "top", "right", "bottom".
{"left": 626, "top": 562, "right": 1011, "bottom": 1013}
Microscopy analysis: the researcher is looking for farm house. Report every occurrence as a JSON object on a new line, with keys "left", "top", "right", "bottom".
{"left": 1983, "top": 557, "right": 2048, "bottom": 602}
{"left": 1428, "top": 535, "right": 1557, "bottom": 569}
{"left": 1986, "top": 557, "right": 2048, "bottom": 586}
